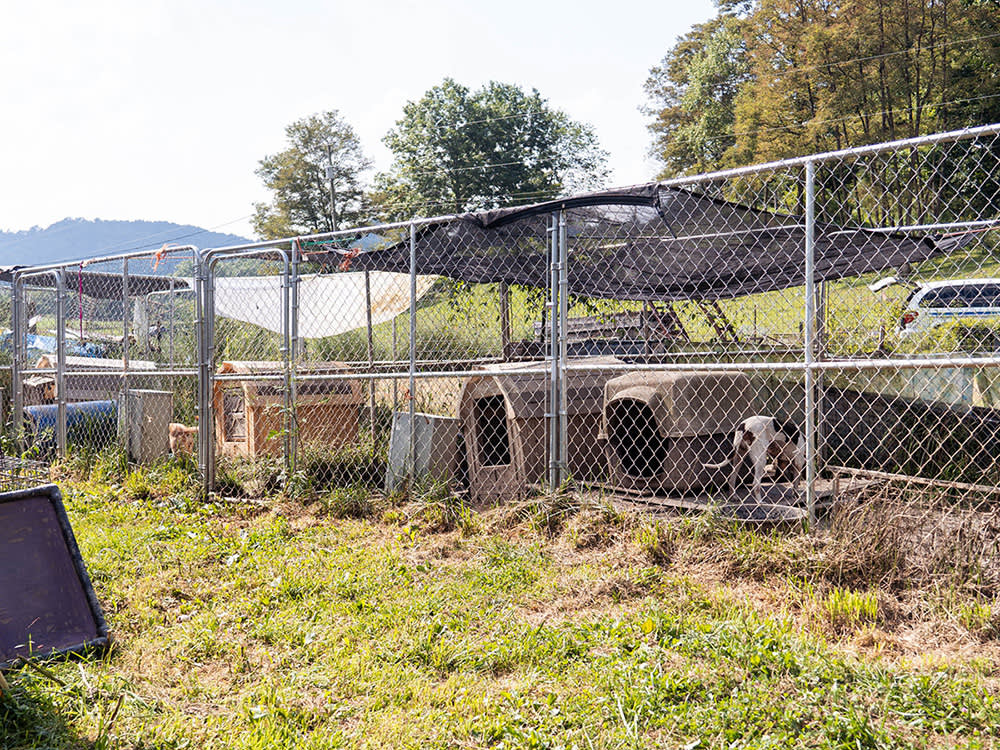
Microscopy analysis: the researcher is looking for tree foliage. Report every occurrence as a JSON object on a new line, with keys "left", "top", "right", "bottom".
{"left": 644, "top": 15, "right": 750, "bottom": 175}
{"left": 646, "top": 0, "right": 1000, "bottom": 174}
{"left": 373, "top": 78, "right": 609, "bottom": 219}
{"left": 253, "top": 111, "right": 371, "bottom": 239}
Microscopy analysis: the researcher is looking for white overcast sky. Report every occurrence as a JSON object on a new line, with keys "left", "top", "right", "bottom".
{"left": 0, "top": 0, "right": 715, "bottom": 242}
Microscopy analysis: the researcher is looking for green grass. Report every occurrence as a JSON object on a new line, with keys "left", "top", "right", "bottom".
{"left": 2, "top": 473, "right": 1000, "bottom": 749}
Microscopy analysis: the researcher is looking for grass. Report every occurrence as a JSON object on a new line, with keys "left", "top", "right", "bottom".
{"left": 3, "top": 469, "right": 1000, "bottom": 749}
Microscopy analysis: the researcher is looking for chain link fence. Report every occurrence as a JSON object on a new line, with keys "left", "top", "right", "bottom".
{"left": 9, "top": 247, "right": 202, "bottom": 471}
{"left": 8, "top": 123, "right": 1000, "bottom": 583}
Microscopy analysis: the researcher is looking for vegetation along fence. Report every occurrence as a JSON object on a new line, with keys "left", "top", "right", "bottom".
{"left": 8, "top": 123, "right": 1000, "bottom": 584}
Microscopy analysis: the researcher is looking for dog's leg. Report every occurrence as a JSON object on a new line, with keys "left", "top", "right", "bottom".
{"left": 792, "top": 436, "right": 806, "bottom": 492}
{"left": 728, "top": 426, "right": 747, "bottom": 497}
{"left": 747, "top": 435, "right": 770, "bottom": 503}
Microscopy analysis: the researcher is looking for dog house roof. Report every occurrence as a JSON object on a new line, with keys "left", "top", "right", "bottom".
{"left": 604, "top": 370, "right": 752, "bottom": 438}
{"left": 459, "top": 357, "right": 620, "bottom": 420}
{"left": 216, "top": 360, "right": 361, "bottom": 403}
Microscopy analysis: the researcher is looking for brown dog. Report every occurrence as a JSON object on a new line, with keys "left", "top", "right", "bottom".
{"left": 168, "top": 423, "right": 197, "bottom": 456}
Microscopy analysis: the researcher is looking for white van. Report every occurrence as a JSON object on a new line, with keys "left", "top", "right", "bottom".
{"left": 890, "top": 278, "right": 1000, "bottom": 334}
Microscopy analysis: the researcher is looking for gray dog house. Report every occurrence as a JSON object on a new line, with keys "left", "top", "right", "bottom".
{"left": 458, "top": 358, "right": 619, "bottom": 504}
{"left": 602, "top": 370, "right": 753, "bottom": 494}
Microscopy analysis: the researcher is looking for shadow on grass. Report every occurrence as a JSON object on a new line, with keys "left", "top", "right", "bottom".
{"left": 0, "top": 677, "right": 92, "bottom": 750}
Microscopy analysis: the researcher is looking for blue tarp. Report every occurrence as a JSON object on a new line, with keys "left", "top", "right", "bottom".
{"left": 0, "top": 332, "right": 105, "bottom": 359}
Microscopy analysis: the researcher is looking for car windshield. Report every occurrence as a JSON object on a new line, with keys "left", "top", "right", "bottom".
{"left": 919, "top": 283, "right": 1000, "bottom": 309}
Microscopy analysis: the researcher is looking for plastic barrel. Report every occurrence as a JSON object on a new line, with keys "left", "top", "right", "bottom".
{"left": 25, "top": 400, "right": 118, "bottom": 454}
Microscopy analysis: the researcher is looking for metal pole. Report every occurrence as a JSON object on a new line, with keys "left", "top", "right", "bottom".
{"left": 54, "top": 270, "right": 67, "bottom": 458}
{"left": 11, "top": 278, "right": 23, "bottom": 452}
{"left": 121, "top": 258, "right": 130, "bottom": 456}
{"left": 408, "top": 222, "right": 417, "bottom": 493}
{"left": 122, "top": 259, "right": 129, "bottom": 371}
{"left": 558, "top": 211, "right": 569, "bottom": 487}
{"left": 196, "top": 251, "right": 214, "bottom": 495}
{"left": 168, "top": 277, "right": 175, "bottom": 367}
{"left": 364, "top": 269, "right": 376, "bottom": 444}
{"left": 280, "top": 252, "right": 292, "bottom": 482}
{"left": 499, "top": 281, "right": 511, "bottom": 360}
{"left": 804, "top": 161, "right": 818, "bottom": 524}
{"left": 548, "top": 211, "right": 559, "bottom": 491}
{"left": 289, "top": 240, "right": 300, "bottom": 476}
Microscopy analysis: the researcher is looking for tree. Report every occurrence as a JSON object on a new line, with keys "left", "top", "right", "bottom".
{"left": 253, "top": 111, "right": 372, "bottom": 239}
{"left": 645, "top": 0, "right": 1000, "bottom": 170}
{"left": 373, "top": 78, "right": 609, "bottom": 219}
{"left": 643, "top": 14, "right": 750, "bottom": 176}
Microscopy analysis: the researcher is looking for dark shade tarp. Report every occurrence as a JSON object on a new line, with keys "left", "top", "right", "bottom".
{"left": 0, "top": 267, "right": 179, "bottom": 299}
{"left": 333, "top": 183, "right": 968, "bottom": 301}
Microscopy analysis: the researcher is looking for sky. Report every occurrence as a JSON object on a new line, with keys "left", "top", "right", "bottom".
{"left": 0, "top": 0, "right": 715, "bottom": 243}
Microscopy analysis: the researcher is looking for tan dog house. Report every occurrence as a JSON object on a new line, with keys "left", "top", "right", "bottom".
{"left": 457, "top": 358, "right": 619, "bottom": 504}
{"left": 213, "top": 360, "right": 362, "bottom": 458}
{"left": 601, "top": 370, "right": 753, "bottom": 494}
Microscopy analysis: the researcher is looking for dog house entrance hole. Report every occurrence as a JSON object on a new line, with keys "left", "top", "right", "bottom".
{"left": 607, "top": 398, "right": 667, "bottom": 478}
{"left": 474, "top": 395, "right": 511, "bottom": 466}
{"left": 223, "top": 389, "right": 246, "bottom": 442}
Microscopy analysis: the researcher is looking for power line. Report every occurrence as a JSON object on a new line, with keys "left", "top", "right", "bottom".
{"left": 391, "top": 30, "right": 1000, "bottom": 141}
{"left": 665, "top": 92, "right": 1000, "bottom": 151}
{"left": 764, "top": 30, "right": 1000, "bottom": 79}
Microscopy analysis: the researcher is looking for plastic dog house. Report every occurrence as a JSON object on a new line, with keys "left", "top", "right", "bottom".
{"left": 601, "top": 370, "right": 753, "bottom": 494}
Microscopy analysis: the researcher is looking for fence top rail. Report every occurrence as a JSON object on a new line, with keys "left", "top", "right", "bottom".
{"left": 11, "top": 244, "right": 199, "bottom": 278}
{"left": 661, "top": 122, "right": 1000, "bottom": 186}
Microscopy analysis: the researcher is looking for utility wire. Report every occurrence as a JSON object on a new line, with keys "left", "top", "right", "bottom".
{"left": 397, "top": 30, "right": 1000, "bottom": 137}
{"left": 673, "top": 91, "right": 1000, "bottom": 150}
{"left": 759, "top": 30, "right": 1000, "bottom": 78}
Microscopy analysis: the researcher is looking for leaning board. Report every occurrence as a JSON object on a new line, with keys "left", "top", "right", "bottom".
{"left": 0, "top": 484, "right": 109, "bottom": 667}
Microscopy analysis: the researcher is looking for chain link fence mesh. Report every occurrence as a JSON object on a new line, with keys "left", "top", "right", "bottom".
{"left": 9, "top": 124, "right": 1000, "bottom": 587}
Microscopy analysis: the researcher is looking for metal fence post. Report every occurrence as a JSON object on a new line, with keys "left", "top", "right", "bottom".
{"left": 196, "top": 252, "right": 214, "bottom": 496}
{"left": 280, "top": 250, "right": 292, "bottom": 482}
{"left": 54, "top": 270, "right": 67, "bottom": 458}
{"left": 11, "top": 278, "right": 23, "bottom": 452}
{"left": 557, "top": 210, "right": 569, "bottom": 487}
{"left": 290, "top": 240, "right": 300, "bottom": 477}
{"left": 548, "top": 211, "right": 560, "bottom": 491}
{"left": 803, "top": 160, "right": 818, "bottom": 524}
{"left": 408, "top": 222, "right": 417, "bottom": 493}
{"left": 122, "top": 258, "right": 130, "bottom": 433}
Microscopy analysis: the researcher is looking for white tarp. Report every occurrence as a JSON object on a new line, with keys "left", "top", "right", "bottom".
{"left": 211, "top": 272, "right": 437, "bottom": 340}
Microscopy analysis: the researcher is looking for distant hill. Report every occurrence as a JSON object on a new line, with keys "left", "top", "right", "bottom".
{"left": 0, "top": 218, "right": 252, "bottom": 273}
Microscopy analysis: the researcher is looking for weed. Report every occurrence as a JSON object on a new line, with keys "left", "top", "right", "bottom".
{"left": 321, "top": 484, "right": 374, "bottom": 519}
{"left": 636, "top": 520, "right": 676, "bottom": 565}
{"left": 90, "top": 449, "right": 129, "bottom": 485}
{"left": 409, "top": 477, "right": 475, "bottom": 533}
{"left": 121, "top": 470, "right": 152, "bottom": 501}
{"left": 821, "top": 587, "right": 881, "bottom": 631}
{"left": 565, "top": 503, "right": 630, "bottom": 549}
{"left": 957, "top": 600, "right": 997, "bottom": 639}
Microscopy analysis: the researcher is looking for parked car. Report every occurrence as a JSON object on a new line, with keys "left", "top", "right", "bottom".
{"left": 882, "top": 278, "right": 1000, "bottom": 334}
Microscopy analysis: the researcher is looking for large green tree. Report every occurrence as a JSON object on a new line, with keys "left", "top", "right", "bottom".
{"left": 644, "top": 13, "right": 750, "bottom": 175}
{"left": 646, "top": 0, "right": 1000, "bottom": 173}
{"left": 373, "top": 78, "right": 609, "bottom": 219}
{"left": 253, "top": 111, "right": 372, "bottom": 239}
